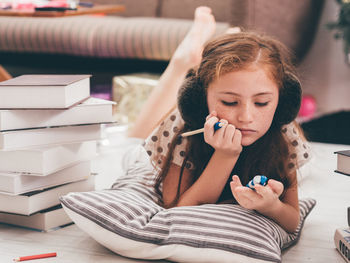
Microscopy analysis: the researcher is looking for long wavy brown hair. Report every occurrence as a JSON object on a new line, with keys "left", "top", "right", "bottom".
{"left": 155, "top": 32, "right": 302, "bottom": 207}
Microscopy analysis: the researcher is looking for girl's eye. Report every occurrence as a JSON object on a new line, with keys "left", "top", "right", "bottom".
{"left": 255, "top": 102, "right": 269, "bottom": 107}
{"left": 221, "top": 101, "right": 238, "bottom": 106}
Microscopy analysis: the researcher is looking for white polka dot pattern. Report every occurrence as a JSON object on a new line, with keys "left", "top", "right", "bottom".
{"left": 144, "top": 108, "right": 194, "bottom": 170}
{"left": 281, "top": 122, "right": 312, "bottom": 171}
{"left": 144, "top": 109, "right": 311, "bottom": 172}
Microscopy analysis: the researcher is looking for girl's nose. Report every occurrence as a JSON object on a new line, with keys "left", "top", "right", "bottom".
{"left": 237, "top": 104, "right": 253, "bottom": 123}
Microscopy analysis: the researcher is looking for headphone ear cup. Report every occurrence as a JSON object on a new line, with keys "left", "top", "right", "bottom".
{"left": 177, "top": 73, "right": 208, "bottom": 130}
{"left": 274, "top": 72, "right": 302, "bottom": 126}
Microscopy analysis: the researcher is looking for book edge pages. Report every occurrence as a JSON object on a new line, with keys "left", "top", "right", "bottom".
{"left": 0, "top": 206, "right": 73, "bottom": 231}
{"left": 0, "top": 176, "right": 95, "bottom": 215}
{"left": 334, "top": 228, "right": 350, "bottom": 263}
{"left": 0, "top": 141, "right": 97, "bottom": 175}
{"left": 0, "top": 124, "right": 102, "bottom": 151}
{"left": 0, "top": 161, "right": 91, "bottom": 195}
{"left": 0, "top": 76, "right": 91, "bottom": 109}
{"left": 0, "top": 74, "right": 92, "bottom": 86}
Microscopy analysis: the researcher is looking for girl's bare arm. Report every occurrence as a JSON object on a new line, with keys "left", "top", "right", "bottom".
{"left": 163, "top": 151, "right": 239, "bottom": 208}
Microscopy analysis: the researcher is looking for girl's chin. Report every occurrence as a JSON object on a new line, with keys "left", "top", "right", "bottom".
{"left": 241, "top": 137, "right": 258, "bottom": 146}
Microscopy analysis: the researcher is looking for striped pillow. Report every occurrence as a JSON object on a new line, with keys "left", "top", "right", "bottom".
{"left": 60, "top": 146, "right": 315, "bottom": 263}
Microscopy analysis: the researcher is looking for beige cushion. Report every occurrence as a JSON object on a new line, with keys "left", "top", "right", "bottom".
{"left": 0, "top": 16, "right": 229, "bottom": 61}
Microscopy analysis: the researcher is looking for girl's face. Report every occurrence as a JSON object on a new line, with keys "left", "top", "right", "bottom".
{"left": 207, "top": 67, "right": 279, "bottom": 146}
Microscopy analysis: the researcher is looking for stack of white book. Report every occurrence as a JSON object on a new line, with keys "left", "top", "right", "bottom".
{"left": 0, "top": 75, "right": 115, "bottom": 231}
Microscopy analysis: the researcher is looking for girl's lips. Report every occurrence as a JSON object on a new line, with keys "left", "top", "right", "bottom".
{"left": 238, "top": 129, "right": 256, "bottom": 135}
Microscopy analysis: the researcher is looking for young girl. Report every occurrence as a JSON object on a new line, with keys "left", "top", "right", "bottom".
{"left": 143, "top": 31, "right": 311, "bottom": 233}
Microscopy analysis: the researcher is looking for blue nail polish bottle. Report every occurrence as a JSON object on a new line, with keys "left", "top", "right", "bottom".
{"left": 246, "top": 175, "right": 268, "bottom": 189}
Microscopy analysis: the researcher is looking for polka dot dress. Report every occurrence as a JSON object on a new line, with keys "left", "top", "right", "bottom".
{"left": 281, "top": 123, "right": 311, "bottom": 170}
{"left": 144, "top": 108, "right": 311, "bottom": 171}
{"left": 144, "top": 109, "right": 194, "bottom": 170}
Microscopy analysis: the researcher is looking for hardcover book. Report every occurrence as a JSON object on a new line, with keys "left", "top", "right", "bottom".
{"left": 0, "top": 161, "right": 91, "bottom": 195}
{"left": 0, "top": 97, "right": 115, "bottom": 131}
{"left": 335, "top": 150, "right": 350, "bottom": 176}
{"left": 0, "top": 205, "right": 72, "bottom": 232}
{"left": 0, "top": 176, "right": 95, "bottom": 215}
{"left": 0, "top": 74, "right": 91, "bottom": 109}
{"left": 0, "top": 123, "right": 102, "bottom": 151}
{"left": 0, "top": 141, "right": 96, "bottom": 175}
{"left": 334, "top": 227, "right": 350, "bottom": 263}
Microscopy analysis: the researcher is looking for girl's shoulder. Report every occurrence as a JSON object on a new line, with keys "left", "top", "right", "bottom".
{"left": 282, "top": 121, "right": 312, "bottom": 170}
{"left": 144, "top": 108, "right": 192, "bottom": 169}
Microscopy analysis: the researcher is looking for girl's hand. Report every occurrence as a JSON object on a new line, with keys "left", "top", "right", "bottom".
{"left": 230, "top": 175, "right": 284, "bottom": 214}
{"left": 204, "top": 111, "right": 242, "bottom": 158}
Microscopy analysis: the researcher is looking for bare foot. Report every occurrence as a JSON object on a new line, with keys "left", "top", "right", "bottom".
{"left": 171, "top": 6, "right": 216, "bottom": 70}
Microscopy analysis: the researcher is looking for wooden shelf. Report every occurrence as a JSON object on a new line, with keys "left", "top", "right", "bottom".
{"left": 0, "top": 4, "right": 125, "bottom": 17}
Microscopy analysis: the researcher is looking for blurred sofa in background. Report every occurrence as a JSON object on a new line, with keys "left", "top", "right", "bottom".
{"left": 0, "top": 0, "right": 324, "bottom": 93}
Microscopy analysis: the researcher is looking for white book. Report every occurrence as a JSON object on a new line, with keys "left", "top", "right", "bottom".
{"left": 0, "top": 176, "right": 95, "bottom": 215}
{"left": 0, "top": 161, "right": 91, "bottom": 195}
{"left": 0, "top": 97, "right": 115, "bottom": 131}
{"left": 0, "top": 74, "right": 91, "bottom": 109}
{"left": 0, "top": 205, "right": 72, "bottom": 232}
{"left": 0, "top": 123, "right": 102, "bottom": 151}
{"left": 0, "top": 141, "right": 96, "bottom": 176}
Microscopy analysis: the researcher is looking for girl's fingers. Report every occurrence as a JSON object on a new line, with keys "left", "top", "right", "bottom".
{"left": 224, "top": 124, "right": 236, "bottom": 142}
{"left": 231, "top": 175, "right": 242, "bottom": 187}
{"left": 204, "top": 116, "right": 219, "bottom": 138}
{"left": 219, "top": 119, "right": 228, "bottom": 125}
{"left": 232, "top": 128, "right": 242, "bottom": 145}
{"left": 231, "top": 184, "right": 255, "bottom": 207}
{"left": 206, "top": 110, "right": 217, "bottom": 121}
{"left": 267, "top": 180, "right": 284, "bottom": 196}
{"left": 254, "top": 184, "right": 270, "bottom": 197}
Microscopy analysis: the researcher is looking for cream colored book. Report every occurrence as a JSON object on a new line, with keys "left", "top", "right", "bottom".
{"left": 0, "top": 97, "right": 115, "bottom": 131}
{"left": 334, "top": 227, "right": 350, "bottom": 263}
{"left": 0, "top": 176, "right": 95, "bottom": 215}
{"left": 0, "top": 123, "right": 102, "bottom": 151}
{"left": 0, "top": 161, "right": 91, "bottom": 195}
{"left": 335, "top": 150, "right": 350, "bottom": 176}
{"left": 0, "top": 74, "right": 91, "bottom": 109}
{"left": 0, "top": 205, "right": 72, "bottom": 232}
{"left": 0, "top": 141, "right": 96, "bottom": 175}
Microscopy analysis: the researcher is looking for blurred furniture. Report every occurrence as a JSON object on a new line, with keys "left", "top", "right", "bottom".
{"left": 0, "top": 0, "right": 324, "bottom": 91}
{"left": 0, "top": 4, "right": 125, "bottom": 17}
{"left": 0, "top": 4, "right": 124, "bottom": 83}
{"left": 0, "top": 0, "right": 324, "bottom": 62}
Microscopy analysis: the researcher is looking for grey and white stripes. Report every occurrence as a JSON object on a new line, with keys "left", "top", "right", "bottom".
{"left": 61, "top": 148, "right": 316, "bottom": 263}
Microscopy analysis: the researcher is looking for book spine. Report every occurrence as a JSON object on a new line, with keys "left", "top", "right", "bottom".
{"left": 334, "top": 228, "right": 350, "bottom": 263}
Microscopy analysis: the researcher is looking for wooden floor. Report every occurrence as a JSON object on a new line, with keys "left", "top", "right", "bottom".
{"left": 0, "top": 129, "right": 349, "bottom": 263}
